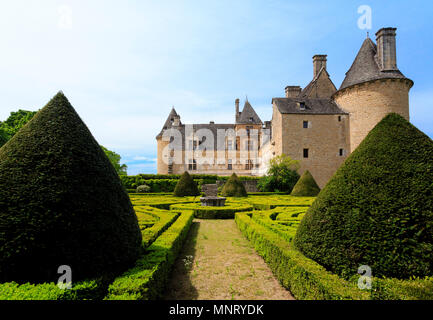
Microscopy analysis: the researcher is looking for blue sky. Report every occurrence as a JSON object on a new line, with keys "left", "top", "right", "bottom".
{"left": 0, "top": 0, "right": 432, "bottom": 174}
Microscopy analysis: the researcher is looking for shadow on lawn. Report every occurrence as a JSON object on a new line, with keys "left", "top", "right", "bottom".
{"left": 163, "top": 221, "right": 200, "bottom": 300}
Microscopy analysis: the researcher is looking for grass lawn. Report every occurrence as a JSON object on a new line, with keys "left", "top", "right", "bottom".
{"left": 163, "top": 219, "right": 294, "bottom": 300}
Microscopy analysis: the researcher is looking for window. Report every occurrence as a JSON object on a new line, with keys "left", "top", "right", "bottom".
{"left": 339, "top": 148, "right": 344, "bottom": 157}
{"left": 338, "top": 116, "right": 342, "bottom": 122}
{"left": 303, "top": 121, "right": 309, "bottom": 129}
{"left": 188, "top": 140, "right": 198, "bottom": 151}
{"left": 227, "top": 140, "right": 233, "bottom": 150}
{"left": 227, "top": 159, "right": 232, "bottom": 170}
{"left": 245, "top": 160, "right": 254, "bottom": 170}
{"left": 299, "top": 102, "right": 306, "bottom": 110}
{"left": 303, "top": 148, "right": 309, "bottom": 158}
{"left": 245, "top": 140, "right": 254, "bottom": 151}
{"left": 188, "top": 159, "right": 197, "bottom": 170}
{"left": 249, "top": 117, "right": 254, "bottom": 122}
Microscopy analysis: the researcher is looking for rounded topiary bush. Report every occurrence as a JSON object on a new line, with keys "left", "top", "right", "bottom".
{"left": 173, "top": 171, "right": 200, "bottom": 197}
{"left": 0, "top": 92, "right": 142, "bottom": 283}
{"left": 290, "top": 170, "right": 320, "bottom": 197}
{"left": 221, "top": 173, "right": 247, "bottom": 197}
{"left": 136, "top": 184, "right": 151, "bottom": 193}
{"left": 294, "top": 113, "right": 433, "bottom": 280}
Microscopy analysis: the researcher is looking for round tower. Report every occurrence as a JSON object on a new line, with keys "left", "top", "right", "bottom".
{"left": 333, "top": 28, "right": 413, "bottom": 152}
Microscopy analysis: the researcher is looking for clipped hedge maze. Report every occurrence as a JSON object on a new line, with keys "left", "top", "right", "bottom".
{"left": 170, "top": 202, "right": 253, "bottom": 219}
{"left": 0, "top": 199, "right": 195, "bottom": 300}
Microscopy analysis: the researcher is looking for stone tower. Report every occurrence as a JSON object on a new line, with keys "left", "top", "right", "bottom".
{"left": 333, "top": 27, "right": 413, "bottom": 152}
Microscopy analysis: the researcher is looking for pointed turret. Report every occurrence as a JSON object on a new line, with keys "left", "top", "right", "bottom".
{"left": 339, "top": 35, "right": 410, "bottom": 91}
{"left": 333, "top": 27, "right": 414, "bottom": 152}
{"left": 156, "top": 107, "right": 181, "bottom": 138}
{"left": 236, "top": 100, "right": 262, "bottom": 124}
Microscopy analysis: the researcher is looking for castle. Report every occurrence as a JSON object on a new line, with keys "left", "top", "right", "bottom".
{"left": 156, "top": 27, "right": 413, "bottom": 188}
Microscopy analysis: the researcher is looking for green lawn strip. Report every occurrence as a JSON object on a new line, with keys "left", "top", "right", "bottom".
{"left": 170, "top": 202, "right": 253, "bottom": 219}
{"left": 235, "top": 212, "right": 368, "bottom": 300}
{"left": 105, "top": 211, "right": 194, "bottom": 300}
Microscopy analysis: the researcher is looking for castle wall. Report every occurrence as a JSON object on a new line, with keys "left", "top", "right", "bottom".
{"left": 278, "top": 113, "right": 350, "bottom": 188}
{"left": 334, "top": 79, "right": 411, "bottom": 152}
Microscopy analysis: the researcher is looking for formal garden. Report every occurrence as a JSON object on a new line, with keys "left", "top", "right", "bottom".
{"left": 0, "top": 93, "right": 432, "bottom": 300}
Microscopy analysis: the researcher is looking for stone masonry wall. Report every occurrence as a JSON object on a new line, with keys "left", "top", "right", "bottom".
{"left": 334, "top": 79, "right": 411, "bottom": 152}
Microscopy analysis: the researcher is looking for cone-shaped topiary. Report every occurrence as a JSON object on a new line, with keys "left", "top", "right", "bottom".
{"left": 294, "top": 113, "right": 433, "bottom": 280}
{"left": 0, "top": 92, "right": 142, "bottom": 283}
{"left": 173, "top": 171, "right": 200, "bottom": 197}
{"left": 221, "top": 173, "right": 248, "bottom": 197}
{"left": 290, "top": 170, "right": 320, "bottom": 197}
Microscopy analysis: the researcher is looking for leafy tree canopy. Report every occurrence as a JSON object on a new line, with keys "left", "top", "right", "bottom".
{"left": 101, "top": 146, "right": 128, "bottom": 175}
{"left": 0, "top": 109, "right": 37, "bottom": 147}
{"left": 258, "top": 154, "right": 300, "bottom": 192}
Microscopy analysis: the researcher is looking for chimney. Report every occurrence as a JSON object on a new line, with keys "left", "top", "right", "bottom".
{"left": 285, "top": 86, "right": 301, "bottom": 98}
{"left": 375, "top": 27, "right": 397, "bottom": 71}
{"left": 235, "top": 98, "right": 240, "bottom": 121}
{"left": 313, "top": 55, "right": 327, "bottom": 78}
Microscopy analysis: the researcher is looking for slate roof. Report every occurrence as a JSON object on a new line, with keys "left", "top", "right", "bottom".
{"left": 272, "top": 97, "right": 347, "bottom": 115}
{"left": 299, "top": 68, "right": 337, "bottom": 99}
{"left": 237, "top": 100, "right": 263, "bottom": 124}
{"left": 339, "top": 37, "right": 410, "bottom": 90}
{"left": 156, "top": 107, "right": 181, "bottom": 138}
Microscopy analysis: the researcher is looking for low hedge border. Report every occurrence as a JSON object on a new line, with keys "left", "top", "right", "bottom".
{"left": 105, "top": 211, "right": 194, "bottom": 300}
{"left": 0, "top": 277, "right": 112, "bottom": 300}
{"left": 170, "top": 203, "right": 253, "bottom": 219}
{"left": 135, "top": 206, "right": 180, "bottom": 249}
{"left": 235, "top": 212, "right": 369, "bottom": 300}
{"left": 251, "top": 207, "right": 308, "bottom": 243}
{"left": 235, "top": 212, "right": 433, "bottom": 300}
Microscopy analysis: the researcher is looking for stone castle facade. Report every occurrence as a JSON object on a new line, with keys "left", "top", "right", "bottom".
{"left": 156, "top": 27, "right": 413, "bottom": 188}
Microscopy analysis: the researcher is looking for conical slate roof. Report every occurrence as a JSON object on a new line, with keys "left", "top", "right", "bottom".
{"left": 237, "top": 100, "right": 262, "bottom": 124}
{"left": 156, "top": 107, "right": 181, "bottom": 138}
{"left": 339, "top": 37, "right": 410, "bottom": 91}
{"left": 294, "top": 113, "right": 433, "bottom": 279}
{"left": 0, "top": 92, "right": 142, "bottom": 283}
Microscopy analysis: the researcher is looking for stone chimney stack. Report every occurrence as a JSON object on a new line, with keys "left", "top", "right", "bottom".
{"left": 313, "top": 55, "right": 327, "bottom": 78}
{"left": 235, "top": 98, "right": 240, "bottom": 121}
{"left": 375, "top": 27, "right": 397, "bottom": 71}
{"left": 285, "top": 86, "right": 302, "bottom": 98}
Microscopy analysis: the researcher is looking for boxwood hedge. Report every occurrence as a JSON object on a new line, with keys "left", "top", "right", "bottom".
{"left": 294, "top": 113, "right": 433, "bottom": 280}
{"left": 0, "top": 92, "right": 142, "bottom": 283}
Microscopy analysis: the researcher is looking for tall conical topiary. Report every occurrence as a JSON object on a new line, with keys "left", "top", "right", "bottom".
{"left": 0, "top": 92, "right": 142, "bottom": 283}
{"left": 173, "top": 171, "right": 200, "bottom": 197}
{"left": 221, "top": 173, "right": 247, "bottom": 197}
{"left": 294, "top": 113, "right": 433, "bottom": 280}
{"left": 290, "top": 170, "right": 320, "bottom": 197}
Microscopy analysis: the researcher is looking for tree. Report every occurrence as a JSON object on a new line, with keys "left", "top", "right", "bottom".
{"left": 290, "top": 170, "right": 321, "bottom": 196}
{"left": 0, "top": 109, "right": 37, "bottom": 147}
{"left": 221, "top": 173, "right": 248, "bottom": 197}
{"left": 0, "top": 92, "right": 142, "bottom": 283}
{"left": 101, "top": 146, "right": 128, "bottom": 175}
{"left": 173, "top": 171, "right": 200, "bottom": 197}
{"left": 257, "top": 154, "right": 300, "bottom": 192}
{"left": 294, "top": 113, "right": 433, "bottom": 280}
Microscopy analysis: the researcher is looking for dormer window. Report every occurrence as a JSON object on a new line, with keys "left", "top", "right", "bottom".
{"left": 249, "top": 117, "right": 254, "bottom": 122}
{"left": 299, "top": 102, "right": 306, "bottom": 110}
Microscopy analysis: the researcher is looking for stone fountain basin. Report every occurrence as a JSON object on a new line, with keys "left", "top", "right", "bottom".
{"left": 200, "top": 196, "right": 226, "bottom": 207}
